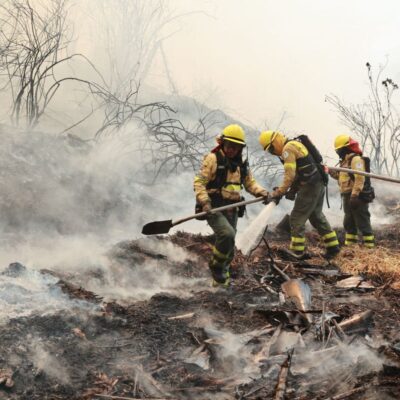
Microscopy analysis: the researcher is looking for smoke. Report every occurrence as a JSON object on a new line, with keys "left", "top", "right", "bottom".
{"left": 0, "top": 1, "right": 397, "bottom": 317}
{"left": 195, "top": 316, "right": 276, "bottom": 381}
{"left": 85, "top": 257, "right": 207, "bottom": 302}
{"left": 29, "top": 340, "right": 70, "bottom": 384}
{"left": 0, "top": 263, "right": 96, "bottom": 324}
{"left": 0, "top": 107, "right": 221, "bottom": 304}
{"left": 0, "top": 119, "right": 395, "bottom": 306}
{"left": 193, "top": 311, "right": 386, "bottom": 397}
{"left": 0, "top": 122, "right": 183, "bottom": 253}
{"left": 292, "top": 341, "right": 384, "bottom": 395}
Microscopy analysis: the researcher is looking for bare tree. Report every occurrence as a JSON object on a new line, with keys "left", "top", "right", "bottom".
{"left": 0, "top": 0, "right": 176, "bottom": 139}
{"left": 77, "top": 0, "right": 221, "bottom": 184}
{"left": 89, "top": 85, "right": 223, "bottom": 185}
{"left": 91, "top": 0, "right": 193, "bottom": 95}
{"left": 326, "top": 62, "right": 400, "bottom": 176}
{"left": 0, "top": 0, "right": 255, "bottom": 188}
{"left": 249, "top": 150, "right": 281, "bottom": 183}
{"left": 0, "top": 0, "right": 81, "bottom": 127}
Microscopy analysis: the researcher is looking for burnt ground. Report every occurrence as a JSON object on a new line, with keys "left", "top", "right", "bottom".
{"left": 0, "top": 225, "right": 399, "bottom": 400}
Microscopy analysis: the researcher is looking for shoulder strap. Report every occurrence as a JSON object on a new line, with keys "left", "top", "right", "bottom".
{"left": 240, "top": 160, "right": 248, "bottom": 185}
{"left": 207, "top": 151, "right": 248, "bottom": 189}
{"left": 206, "top": 151, "right": 228, "bottom": 189}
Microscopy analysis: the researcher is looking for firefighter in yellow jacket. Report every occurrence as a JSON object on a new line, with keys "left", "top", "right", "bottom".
{"left": 258, "top": 131, "right": 340, "bottom": 259}
{"left": 329, "top": 135, "right": 375, "bottom": 248}
{"left": 194, "top": 124, "right": 269, "bottom": 287}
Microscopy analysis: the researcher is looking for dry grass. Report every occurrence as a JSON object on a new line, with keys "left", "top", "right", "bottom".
{"left": 336, "top": 246, "right": 400, "bottom": 288}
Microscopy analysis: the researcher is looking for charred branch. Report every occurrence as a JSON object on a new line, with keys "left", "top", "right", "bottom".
{"left": 274, "top": 349, "right": 294, "bottom": 400}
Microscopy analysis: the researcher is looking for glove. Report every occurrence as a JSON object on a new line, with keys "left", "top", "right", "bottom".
{"left": 272, "top": 196, "right": 281, "bottom": 205}
{"left": 259, "top": 190, "right": 270, "bottom": 205}
{"left": 202, "top": 202, "right": 212, "bottom": 213}
{"left": 270, "top": 188, "right": 282, "bottom": 205}
{"left": 328, "top": 169, "right": 338, "bottom": 179}
{"left": 350, "top": 196, "right": 363, "bottom": 208}
{"left": 285, "top": 189, "right": 297, "bottom": 201}
{"left": 271, "top": 188, "right": 281, "bottom": 198}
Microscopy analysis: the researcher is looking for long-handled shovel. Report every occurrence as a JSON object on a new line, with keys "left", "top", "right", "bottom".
{"left": 141, "top": 197, "right": 265, "bottom": 235}
{"left": 327, "top": 165, "right": 400, "bottom": 184}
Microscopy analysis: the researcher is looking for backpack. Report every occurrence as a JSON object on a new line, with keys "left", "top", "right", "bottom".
{"left": 348, "top": 155, "right": 375, "bottom": 203}
{"left": 294, "top": 134, "right": 329, "bottom": 186}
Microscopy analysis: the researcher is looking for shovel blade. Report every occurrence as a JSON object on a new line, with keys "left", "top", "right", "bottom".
{"left": 282, "top": 279, "right": 312, "bottom": 312}
{"left": 141, "top": 219, "right": 173, "bottom": 235}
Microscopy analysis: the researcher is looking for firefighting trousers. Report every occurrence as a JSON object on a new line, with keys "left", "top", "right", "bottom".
{"left": 207, "top": 210, "right": 238, "bottom": 274}
{"left": 342, "top": 193, "right": 374, "bottom": 248}
{"left": 289, "top": 181, "right": 338, "bottom": 253}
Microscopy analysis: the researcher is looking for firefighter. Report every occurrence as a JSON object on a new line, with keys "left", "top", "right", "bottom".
{"left": 194, "top": 124, "right": 269, "bottom": 287}
{"left": 258, "top": 130, "right": 340, "bottom": 259}
{"left": 329, "top": 135, "right": 375, "bottom": 248}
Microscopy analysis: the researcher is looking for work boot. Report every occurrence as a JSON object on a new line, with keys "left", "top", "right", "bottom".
{"left": 209, "top": 264, "right": 227, "bottom": 284}
{"left": 210, "top": 264, "right": 230, "bottom": 287}
{"left": 211, "top": 275, "right": 230, "bottom": 288}
{"left": 280, "top": 248, "right": 310, "bottom": 261}
{"left": 324, "top": 245, "right": 340, "bottom": 260}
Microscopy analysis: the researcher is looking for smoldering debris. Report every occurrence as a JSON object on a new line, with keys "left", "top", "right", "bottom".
{"left": 30, "top": 341, "right": 71, "bottom": 385}
{"left": 0, "top": 262, "right": 98, "bottom": 324}
{"left": 0, "top": 231, "right": 398, "bottom": 400}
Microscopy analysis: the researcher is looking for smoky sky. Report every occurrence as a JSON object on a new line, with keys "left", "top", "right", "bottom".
{"left": 74, "top": 0, "right": 400, "bottom": 158}
{"left": 161, "top": 0, "right": 400, "bottom": 157}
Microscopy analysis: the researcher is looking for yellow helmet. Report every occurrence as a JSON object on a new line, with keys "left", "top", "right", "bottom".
{"left": 334, "top": 134, "right": 351, "bottom": 150}
{"left": 259, "top": 130, "right": 287, "bottom": 155}
{"left": 221, "top": 124, "right": 246, "bottom": 146}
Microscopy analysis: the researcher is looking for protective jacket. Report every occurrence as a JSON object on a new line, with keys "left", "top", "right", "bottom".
{"left": 194, "top": 150, "right": 265, "bottom": 206}
{"left": 274, "top": 140, "right": 319, "bottom": 196}
{"left": 329, "top": 153, "right": 365, "bottom": 196}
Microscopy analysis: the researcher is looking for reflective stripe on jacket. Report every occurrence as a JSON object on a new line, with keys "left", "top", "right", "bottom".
{"left": 193, "top": 151, "right": 266, "bottom": 205}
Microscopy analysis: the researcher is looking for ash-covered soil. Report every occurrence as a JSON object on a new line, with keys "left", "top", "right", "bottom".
{"left": 0, "top": 227, "right": 399, "bottom": 400}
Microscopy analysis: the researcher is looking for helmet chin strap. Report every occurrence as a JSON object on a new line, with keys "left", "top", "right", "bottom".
{"left": 336, "top": 147, "right": 349, "bottom": 159}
